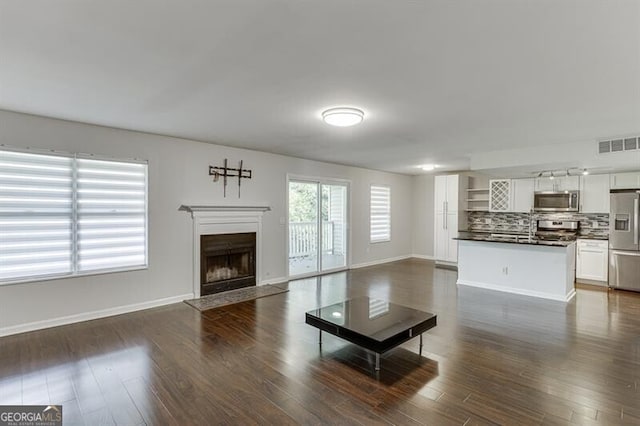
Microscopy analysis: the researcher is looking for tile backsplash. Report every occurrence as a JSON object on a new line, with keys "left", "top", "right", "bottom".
{"left": 467, "top": 211, "right": 609, "bottom": 239}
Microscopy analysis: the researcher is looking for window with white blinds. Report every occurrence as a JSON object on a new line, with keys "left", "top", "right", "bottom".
{"left": 370, "top": 184, "right": 391, "bottom": 243}
{"left": 0, "top": 149, "right": 148, "bottom": 284}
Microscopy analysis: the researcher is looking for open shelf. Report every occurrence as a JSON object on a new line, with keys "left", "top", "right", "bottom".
{"left": 466, "top": 199, "right": 489, "bottom": 202}
{"left": 466, "top": 188, "right": 489, "bottom": 192}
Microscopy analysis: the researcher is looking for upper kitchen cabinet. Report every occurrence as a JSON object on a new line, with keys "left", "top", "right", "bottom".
{"left": 435, "top": 174, "right": 466, "bottom": 213}
{"left": 512, "top": 178, "right": 535, "bottom": 212}
{"left": 535, "top": 175, "right": 580, "bottom": 192}
{"left": 489, "top": 179, "right": 512, "bottom": 212}
{"left": 610, "top": 171, "right": 640, "bottom": 189}
{"left": 580, "top": 174, "right": 610, "bottom": 213}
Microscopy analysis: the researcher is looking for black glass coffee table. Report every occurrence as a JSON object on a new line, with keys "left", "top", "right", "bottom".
{"left": 305, "top": 297, "right": 437, "bottom": 371}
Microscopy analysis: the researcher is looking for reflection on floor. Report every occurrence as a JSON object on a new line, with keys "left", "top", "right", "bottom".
{"left": 1, "top": 258, "right": 639, "bottom": 425}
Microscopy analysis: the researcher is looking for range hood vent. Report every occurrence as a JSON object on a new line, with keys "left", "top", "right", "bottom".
{"left": 598, "top": 136, "right": 639, "bottom": 154}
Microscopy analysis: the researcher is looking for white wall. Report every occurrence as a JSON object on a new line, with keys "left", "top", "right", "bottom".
{"left": 0, "top": 110, "right": 414, "bottom": 334}
{"left": 470, "top": 139, "right": 640, "bottom": 175}
{"left": 411, "top": 175, "right": 435, "bottom": 258}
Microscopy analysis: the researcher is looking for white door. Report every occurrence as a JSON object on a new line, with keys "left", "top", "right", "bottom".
{"left": 288, "top": 178, "right": 349, "bottom": 278}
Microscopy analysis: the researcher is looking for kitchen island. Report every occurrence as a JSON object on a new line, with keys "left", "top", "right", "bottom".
{"left": 455, "top": 233, "right": 576, "bottom": 302}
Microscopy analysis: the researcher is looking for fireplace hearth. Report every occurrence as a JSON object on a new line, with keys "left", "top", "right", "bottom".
{"left": 200, "top": 232, "right": 256, "bottom": 296}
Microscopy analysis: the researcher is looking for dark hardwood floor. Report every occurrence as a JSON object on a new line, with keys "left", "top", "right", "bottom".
{"left": 1, "top": 258, "right": 639, "bottom": 425}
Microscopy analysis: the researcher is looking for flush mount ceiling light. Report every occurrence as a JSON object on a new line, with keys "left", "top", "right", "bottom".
{"left": 419, "top": 164, "right": 438, "bottom": 171}
{"left": 322, "top": 107, "right": 364, "bottom": 127}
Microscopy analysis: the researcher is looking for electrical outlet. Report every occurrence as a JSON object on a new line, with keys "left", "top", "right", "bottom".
{"left": 518, "top": 219, "right": 525, "bottom": 225}
{"left": 484, "top": 218, "right": 491, "bottom": 225}
{"left": 592, "top": 220, "right": 598, "bottom": 228}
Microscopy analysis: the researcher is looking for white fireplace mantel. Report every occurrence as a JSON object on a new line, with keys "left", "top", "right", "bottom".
{"left": 179, "top": 205, "right": 271, "bottom": 214}
{"left": 180, "top": 204, "right": 271, "bottom": 298}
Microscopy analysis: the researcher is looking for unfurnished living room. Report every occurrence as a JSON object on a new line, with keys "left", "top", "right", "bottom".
{"left": 1, "top": 1, "right": 639, "bottom": 425}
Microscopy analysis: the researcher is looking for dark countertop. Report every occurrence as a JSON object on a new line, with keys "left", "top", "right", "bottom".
{"left": 455, "top": 232, "right": 576, "bottom": 247}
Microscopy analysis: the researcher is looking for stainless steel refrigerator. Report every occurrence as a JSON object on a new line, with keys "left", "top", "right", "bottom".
{"left": 609, "top": 189, "right": 640, "bottom": 291}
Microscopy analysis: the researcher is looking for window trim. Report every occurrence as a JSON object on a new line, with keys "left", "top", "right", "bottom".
{"left": 0, "top": 146, "right": 149, "bottom": 286}
{"left": 369, "top": 183, "right": 391, "bottom": 243}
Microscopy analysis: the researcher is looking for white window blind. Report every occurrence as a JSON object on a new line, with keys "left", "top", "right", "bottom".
{"left": 0, "top": 149, "right": 148, "bottom": 284}
{"left": 76, "top": 158, "right": 147, "bottom": 272}
{"left": 370, "top": 184, "right": 391, "bottom": 243}
{"left": 0, "top": 151, "right": 73, "bottom": 281}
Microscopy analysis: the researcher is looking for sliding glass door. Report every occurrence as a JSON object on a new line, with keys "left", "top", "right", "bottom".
{"left": 288, "top": 178, "right": 349, "bottom": 278}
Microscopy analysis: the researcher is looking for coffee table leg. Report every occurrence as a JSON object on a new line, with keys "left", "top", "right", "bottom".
{"left": 419, "top": 333, "right": 423, "bottom": 356}
{"left": 375, "top": 353, "right": 380, "bottom": 371}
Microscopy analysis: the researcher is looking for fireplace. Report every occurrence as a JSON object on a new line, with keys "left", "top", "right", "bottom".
{"left": 180, "top": 204, "right": 270, "bottom": 298}
{"left": 200, "top": 232, "right": 256, "bottom": 296}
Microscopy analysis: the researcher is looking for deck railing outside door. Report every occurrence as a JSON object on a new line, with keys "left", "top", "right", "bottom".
{"left": 289, "top": 221, "right": 335, "bottom": 258}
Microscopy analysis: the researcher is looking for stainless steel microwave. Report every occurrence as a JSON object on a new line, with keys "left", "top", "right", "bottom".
{"left": 534, "top": 191, "right": 580, "bottom": 212}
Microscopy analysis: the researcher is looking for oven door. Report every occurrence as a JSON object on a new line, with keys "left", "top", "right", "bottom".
{"left": 534, "top": 192, "right": 579, "bottom": 212}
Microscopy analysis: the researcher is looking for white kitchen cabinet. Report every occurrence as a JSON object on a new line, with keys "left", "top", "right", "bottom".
{"left": 556, "top": 176, "right": 580, "bottom": 191}
{"left": 576, "top": 239, "right": 608, "bottom": 283}
{"left": 434, "top": 174, "right": 467, "bottom": 263}
{"left": 610, "top": 172, "right": 640, "bottom": 190}
{"left": 435, "top": 211, "right": 459, "bottom": 263}
{"left": 489, "top": 179, "right": 513, "bottom": 212}
{"left": 535, "top": 175, "right": 579, "bottom": 192}
{"left": 580, "top": 174, "right": 610, "bottom": 213}
{"left": 512, "top": 178, "right": 534, "bottom": 212}
{"left": 435, "top": 175, "right": 460, "bottom": 213}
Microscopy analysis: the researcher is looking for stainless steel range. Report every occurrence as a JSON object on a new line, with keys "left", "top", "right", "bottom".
{"left": 535, "top": 220, "right": 579, "bottom": 242}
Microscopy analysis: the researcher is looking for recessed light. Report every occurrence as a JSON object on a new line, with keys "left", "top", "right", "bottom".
{"left": 322, "top": 107, "right": 364, "bottom": 127}
{"left": 582, "top": 169, "right": 589, "bottom": 175}
{"left": 420, "top": 164, "right": 438, "bottom": 171}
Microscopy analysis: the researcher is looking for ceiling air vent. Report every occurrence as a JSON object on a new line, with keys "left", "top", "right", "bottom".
{"left": 598, "top": 141, "right": 611, "bottom": 154}
{"left": 598, "top": 135, "right": 640, "bottom": 155}
{"left": 624, "top": 137, "right": 638, "bottom": 151}
{"left": 611, "top": 139, "right": 624, "bottom": 152}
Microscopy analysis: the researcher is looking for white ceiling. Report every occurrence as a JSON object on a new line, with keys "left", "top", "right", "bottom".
{"left": 1, "top": 0, "right": 639, "bottom": 175}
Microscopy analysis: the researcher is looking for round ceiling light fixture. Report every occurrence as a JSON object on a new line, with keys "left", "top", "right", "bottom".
{"left": 420, "top": 164, "right": 438, "bottom": 171}
{"left": 322, "top": 107, "right": 364, "bottom": 127}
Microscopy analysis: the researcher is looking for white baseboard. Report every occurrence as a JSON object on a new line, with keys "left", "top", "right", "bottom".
{"left": 457, "top": 279, "right": 575, "bottom": 302}
{"left": 260, "top": 276, "right": 288, "bottom": 286}
{"left": 0, "top": 293, "right": 194, "bottom": 337}
{"left": 411, "top": 254, "right": 435, "bottom": 260}
{"left": 351, "top": 255, "right": 413, "bottom": 269}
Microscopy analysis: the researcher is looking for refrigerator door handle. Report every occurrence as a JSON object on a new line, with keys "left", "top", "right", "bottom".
{"left": 611, "top": 250, "right": 640, "bottom": 257}
{"left": 635, "top": 198, "right": 639, "bottom": 245}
